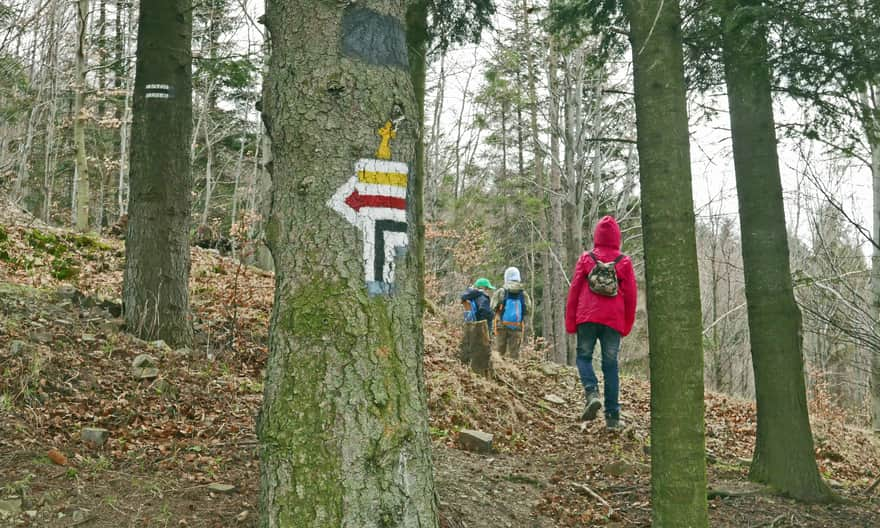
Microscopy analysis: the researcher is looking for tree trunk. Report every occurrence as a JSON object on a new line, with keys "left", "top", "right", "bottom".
{"left": 407, "top": 0, "right": 428, "bottom": 313}
{"left": 521, "top": 0, "right": 550, "bottom": 355}
{"left": 118, "top": 80, "right": 132, "bottom": 219}
{"left": 864, "top": 84, "right": 880, "bottom": 433}
{"left": 200, "top": 113, "right": 215, "bottom": 228}
{"left": 459, "top": 322, "right": 493, "bottom": 376}
{"left": 257, "top": 3, "right": 438, "bottom": 526}
{"left": 230, "top": 132, "right": 246, "bottom": 259}
{"left": 718, "top": 0, "right": 833, "bottom": 502}
{"left": 426, "top": 52, "right": 445, "bottom": 218}
{"left": 73, "top": 0, "right": 91, "bottom": 231}
{"left": 623, "top": 0, "right": 709, "bottom": 523}
{"left": 548, "top": 38, "right": 568, "bottom": 365}
{"left": 122, "top": 0, "right": 194, "bottom": 347}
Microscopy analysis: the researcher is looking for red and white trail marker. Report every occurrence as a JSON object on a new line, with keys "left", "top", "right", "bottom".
{"left": 328, "top": 157, "right": 410, "bottom": 294}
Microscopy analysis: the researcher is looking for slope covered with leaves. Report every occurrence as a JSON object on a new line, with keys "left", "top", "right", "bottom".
{"left": 0, "top": 207, "right": 877, "bottom": 527}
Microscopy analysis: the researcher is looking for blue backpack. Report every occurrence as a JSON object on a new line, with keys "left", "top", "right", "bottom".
{"left": 463, "top": 299, "right": 478, "bottom": 322}
{"left": 500, "top": 291, "right": 525, "bottom": 330}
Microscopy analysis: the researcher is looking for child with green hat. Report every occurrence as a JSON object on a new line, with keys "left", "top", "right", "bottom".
{"left": 461, "top": 277, "right": 496, "bottom": 334}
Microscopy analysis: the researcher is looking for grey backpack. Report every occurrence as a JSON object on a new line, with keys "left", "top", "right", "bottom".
{"left": 587, "top": 252, "right": 624, "bottom": 297}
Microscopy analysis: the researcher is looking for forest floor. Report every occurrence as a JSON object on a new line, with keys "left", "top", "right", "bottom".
{"left": 0, "top": 207, "right": 879, "bottom": 527}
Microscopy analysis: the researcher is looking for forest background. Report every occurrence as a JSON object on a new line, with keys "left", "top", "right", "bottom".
{"left": 0, "top": 0, "right": 877, "bottom": 426}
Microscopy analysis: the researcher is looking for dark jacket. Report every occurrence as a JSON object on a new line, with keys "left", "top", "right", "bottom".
{"left": 565, "top": 215, "right": 637, "bottom": 336}
{"left": 461, "top": 287, "right": 493, "bottom": 322}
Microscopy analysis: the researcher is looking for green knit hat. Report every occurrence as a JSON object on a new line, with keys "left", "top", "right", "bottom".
{"left": 473, "top": 277, "right": 495, "bottom": 290}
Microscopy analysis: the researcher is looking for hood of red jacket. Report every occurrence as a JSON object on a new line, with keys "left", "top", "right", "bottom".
{"left": 593, "top": 215, "right": 621, "bottom": 250}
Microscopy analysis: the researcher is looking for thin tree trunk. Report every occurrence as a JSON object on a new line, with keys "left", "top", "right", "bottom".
{"left": 548, "top": 36, "right": 568, "bottom": 364}
{"left": 427, "top": 52, "right": 445, "bottom": 218}
{"left": 200, "top": 113, "right": 214, "bottom": 228}
{"left": 453, "top": 55, "right": 475, "bottom": 198}
{"left": 520, "top": 0, "right": 550, "bottom": 354}
{"left": 258, "top": 2, "right": 438, "bottom": 526}
{"left": 230, "top": 133, "right": 245, "bottom": 259}
{"left": 623, "top": 0, "right": 709, "bottom": 522}
{"left": 500, "top": 101, "right": 508, "bottom": 183}
{"left": 718, "top": 0, "right": 832, "bottom": 502}
{"left": 118, "top": 80, "right": 132, "bottom": 218}
{"left": 408, "top": 0, "right": 429, "bottom": 314}
{"left": 13, "top": 104, "right": 40, "bottom": 204}
{"left": 863, "top": 85, "right": 880, "bottom": 433}
{"left": 122, "top": 0, "right": 194, "bottom": 347}
{"left": 73, "top": 0, "right": 91, "bottom": 231}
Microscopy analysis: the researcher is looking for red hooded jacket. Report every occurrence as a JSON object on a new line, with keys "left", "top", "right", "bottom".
{"left": 565, "top": 216, "right": 637, "bottom": 336}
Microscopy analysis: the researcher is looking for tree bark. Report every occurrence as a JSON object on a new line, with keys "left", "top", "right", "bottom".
{"left": 460, "top": 322, "right": 493, "bottom": 376}
{"left": 520, "top": 0, "right": 550, "bottom": 356}
{"left": 548, "top": 37, "right": 568, "bottom": 364}
{"left": 864, "top": 84, "right": 880, "bottom": 433}
{"left": 718, "top": 0, "right": 833, "bottom": 502}
{"left": 122, "top": 0, "right": 194, "bottom": 347}
{"left": 73, "top": 0, "right": 91, "bottom": 231}
{"left": 257, "top": 3, "right": 438, "bottom": 526}
{"left": 623, "top": 0, "right": 709, "bottom": 523}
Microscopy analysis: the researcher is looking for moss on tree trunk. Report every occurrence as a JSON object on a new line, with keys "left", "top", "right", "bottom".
{"left": 258, "top": 2, "right": 438, "bottom": 526}
{"left": 624, "top": 0, "right": 710, "bottom": 524}
{"left": 718, "top": 0, "right": 833, "bottom": 503}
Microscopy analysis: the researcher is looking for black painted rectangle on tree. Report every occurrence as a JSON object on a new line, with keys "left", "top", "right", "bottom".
{"left": 341, "top": 7, "right": 408, "bottom": 69}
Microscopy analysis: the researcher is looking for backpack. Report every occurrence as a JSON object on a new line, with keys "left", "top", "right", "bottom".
{"left": 500, "top": 291, "right": 525, "bottom": 330}
{"left": 462, "top": 289, "right": 492, "bottom": 322}
{"left": 463, "top": 299, "right": 478, "bottom": 322}
{"left": 587, "top": 252, "right": 624, "bottom": 297}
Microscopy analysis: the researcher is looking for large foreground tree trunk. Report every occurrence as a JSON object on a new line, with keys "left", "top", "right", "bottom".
{"left": 257, "top": 2, "right": 438, "bottom": 526}
{"left": 123, "top": 0, "right": 194, "bottom": 347}
{"left": 623, "top": 0, "right": 709, "bottom": 524}
{"left": 719, "top": 0, "right": 833, "bottom": 502}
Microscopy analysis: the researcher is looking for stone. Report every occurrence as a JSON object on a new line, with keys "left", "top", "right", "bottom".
{"left": 132, "top": 354, "right": 157, "bottom": 369}
{"left": 149, "top": 340, "right": 171, "bottom": 351}
{"left": 98, "top": 319, "right": 123, "bottom": 334}
{"left": 540, "top": 363, "right": 559, "bottom": 376}
{"left": 173, "top": 347, "right": 193, "bottom": 357}
{"left": 98, "top": 299, "right": 123, "bottom": 318}
{"left": 0, "top": 497, "right": 21, "bottom": 518}
{"left": 30, "top": 331, "right": 52, "bottom": 344}
{"left": 81, "top": 333, "right": 96, "bottom": 343}
{"left": 81, "top": 427, "right": 110, "bottom": 446}
{"left": 543, "top": 394, "right": 565, "bottom": 405}
{"left": 55, "top": 284, "right": 79, "bottom": 300}
{"left": 132, "top": 367, "right": 159, "bottom": 380}
{"left": 603, "top": 460, "right": 637, "bottom": 477}
{"left": 207, "top": 483, "right": 236, "bottom": 494}
{"left": 236, "top": 511, "right": 248, "bottom": 522}
{"left": 458, "top": 429, "right": 494, "bottom": 454}
{"left": 9, "top": 340, "right": 26, "bottom": 355}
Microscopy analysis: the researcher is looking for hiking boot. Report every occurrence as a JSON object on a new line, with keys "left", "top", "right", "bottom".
{"left": 605, "top": 417, "right": 624, "bottom": 431}
{"left": 581, "top": 392, "right": 601, "bottom": 421}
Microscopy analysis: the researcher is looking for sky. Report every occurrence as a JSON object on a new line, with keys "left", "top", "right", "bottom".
{"left": 429, "top": 33, "right": 875, "bottom": 258}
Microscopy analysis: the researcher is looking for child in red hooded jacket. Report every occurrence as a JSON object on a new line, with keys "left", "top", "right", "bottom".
{"left": 565, "top": 215, "right": 637, "bottom": 430}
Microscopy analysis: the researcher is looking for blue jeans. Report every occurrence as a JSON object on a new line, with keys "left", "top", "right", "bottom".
{"left": 575, "top": 322, "right": 621, "bottom": 419}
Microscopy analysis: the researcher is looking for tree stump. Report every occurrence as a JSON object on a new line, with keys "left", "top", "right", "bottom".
{"left": 459, "top": 321, "right": 492, "bottom": 376}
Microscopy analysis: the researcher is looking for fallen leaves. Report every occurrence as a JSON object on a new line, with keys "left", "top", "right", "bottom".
{"left": 47, "top": 448, "right": 67, "bottom": 466}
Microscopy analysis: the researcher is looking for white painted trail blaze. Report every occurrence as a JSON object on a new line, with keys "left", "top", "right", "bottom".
{"left": 328, "top": 158, "right": 410, "bottom": 294}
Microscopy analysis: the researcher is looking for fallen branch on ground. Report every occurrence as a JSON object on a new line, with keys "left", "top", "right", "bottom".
{"left": 571, "top": 482, "right": 614, "bottom": 518}
{"left": 867, "top": 474, "right": 880, "bottom": 495}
